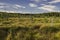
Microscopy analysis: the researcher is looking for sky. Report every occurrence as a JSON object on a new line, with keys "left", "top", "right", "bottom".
{"left": 0, "top": 0, "right": 60, "bottom": 13}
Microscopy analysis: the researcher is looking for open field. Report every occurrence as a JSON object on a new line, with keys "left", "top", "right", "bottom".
{"left": 0, "top": 12, "right": 60, "bottom": 40}
{"left": 0, "top": 17, "right": 60, "bottom": 28}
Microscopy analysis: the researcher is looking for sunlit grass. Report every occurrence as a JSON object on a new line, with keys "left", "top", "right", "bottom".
{"left": 0, "top": 12, "right": 60, "bottom": 40}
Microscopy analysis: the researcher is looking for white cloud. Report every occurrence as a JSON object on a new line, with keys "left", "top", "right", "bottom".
{"left": 29, "top": 3, "right": 37, "bottom": 7}
{"left": 0, "top": 2, "right": 26, "bottom": 9}
{"left": 0, "top": 6, "right": 5, "bottom": 8}
{"left": 15, "top": 4, "right": 22, "bottom": 8}
{"left": 0, "top": 10, "right": 23, "bottom": 13}
{"left": 31, "top": 0, "right": 40, "bottom": 2}
{"left": 15, "top": 4, "right": 25, "bottom": 8}
{"left": 43, "top": 0, "right": 47, "bottom": 1}
{"left": 49, "top": 0, "right": 60, "bottom": 4}
{"left": 0, "top": 3, "right": 9, "bottom": 8}
{"left": 40, "top": 4, "right": 46, "bottom": 5}
{"left": 13, "top": 4, "right": 26, "bottom": 9}
{"left": 0, "top": 2, "right": 26, "bottom": 13}
{"left": 0, "top": 3, "right": 6, "bottom": 6}
{"left": 31, "top": 0, "right": 47, "bottom": 2}
{"left": 38, "top": 5, "right": 56, "bottom": 11}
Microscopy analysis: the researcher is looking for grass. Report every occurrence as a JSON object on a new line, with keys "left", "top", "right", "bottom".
{"left": 0, "top": 12, "right": 60, "bottom": 40}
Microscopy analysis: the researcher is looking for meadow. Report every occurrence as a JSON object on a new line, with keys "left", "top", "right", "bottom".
{"left": 0, "top": 12, "right": 60, "bottom": 40}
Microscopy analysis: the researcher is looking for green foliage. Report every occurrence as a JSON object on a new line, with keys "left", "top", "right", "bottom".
{"left": 0, "top": 12, "right": 60, "bottom": 40}
{"left": 0, "top": 26, "right": 59, "bottom": 40}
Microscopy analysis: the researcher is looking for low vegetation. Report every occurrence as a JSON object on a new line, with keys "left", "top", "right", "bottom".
{"left": 0, "top": 12, "right": 60, "bottom": 40}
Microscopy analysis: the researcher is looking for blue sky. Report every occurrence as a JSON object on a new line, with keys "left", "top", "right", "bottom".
{"left": 0, "top": 0, "right": 60, "bottom": 13}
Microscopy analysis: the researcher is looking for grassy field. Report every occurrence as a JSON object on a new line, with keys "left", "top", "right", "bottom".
{"left": 0, "top": 12, "right": 60, "bottom": 40}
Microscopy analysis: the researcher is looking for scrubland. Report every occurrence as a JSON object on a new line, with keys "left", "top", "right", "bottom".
{"left": 0, "top": 12, "right": 60, "bottom": 40}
